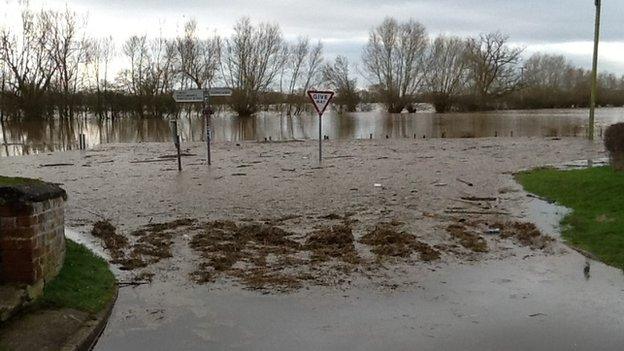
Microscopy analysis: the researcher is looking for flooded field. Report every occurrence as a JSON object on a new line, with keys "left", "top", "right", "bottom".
{"left": 1, "top": 107, "right": 623, "bottom": 157}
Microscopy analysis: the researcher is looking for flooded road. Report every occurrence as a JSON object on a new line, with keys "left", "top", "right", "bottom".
{"left": 95, "top": 254, "right": 624, "bottom": 351}
{"left": 2, "top": 137, "right": 621, "bottom": 350}
{"left": 91, "top": 196, "right": 624, "bottom": 351}
{"left": 1, "top": 107, "right": 623, "bottom": 156}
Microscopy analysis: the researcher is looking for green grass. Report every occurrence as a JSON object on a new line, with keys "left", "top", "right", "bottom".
{"left": 40, "top": 240, "right": 116, "bottom": 314}
{"left": 0, "top": 176, "right": 44, "bottom": 186}
{"left": 517, "top": 166, "right": 624, "bottom": 268}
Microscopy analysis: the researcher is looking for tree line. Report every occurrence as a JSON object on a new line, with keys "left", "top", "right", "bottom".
{"left": 1, "top": 7, "right": 623, "bottom": 120}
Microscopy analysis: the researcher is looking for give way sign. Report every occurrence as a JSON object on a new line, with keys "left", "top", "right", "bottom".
{"left": 307, "top": 90, "right": 334, "bottom": 115}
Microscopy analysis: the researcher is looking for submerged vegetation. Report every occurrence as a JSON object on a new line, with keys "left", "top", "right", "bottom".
{"left": 1, "top": 4, "right": 623, "bottom": 120}
{"left": 518, "top": 166, "right": 624, "bottom": 268}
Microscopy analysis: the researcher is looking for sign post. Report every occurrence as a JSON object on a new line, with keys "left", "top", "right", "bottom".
{"left": 173, "top": 87, "right": 232, "bottom": 166}
{"left": 169, "top": 119, "right": 182, "bottom": 171}
{"left": 307, "top": 90, "right": 334, "bottom": 162}
{"left": 203, "top": 92, "right": 213, "bottom": 165}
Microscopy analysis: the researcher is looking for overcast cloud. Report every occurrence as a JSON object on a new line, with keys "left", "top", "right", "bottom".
{"left": 3, "top": 0, "right": 624, "bottom": 75}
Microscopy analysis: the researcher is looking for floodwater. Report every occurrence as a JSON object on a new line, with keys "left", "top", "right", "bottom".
{"left": 92, "top": 196, "right": 624, "bottom": 351}
{"left": 1, "top": 107, "right": 623, "bottom": 157}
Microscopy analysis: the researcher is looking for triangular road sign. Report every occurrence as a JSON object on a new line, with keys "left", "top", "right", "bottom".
{"left": 307, "top": 90, "right": 334, "bottom": 115}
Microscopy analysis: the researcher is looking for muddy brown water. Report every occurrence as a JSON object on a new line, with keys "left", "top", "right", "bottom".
{"left": 2, "top": 107, "right": 623, "bottom": 157}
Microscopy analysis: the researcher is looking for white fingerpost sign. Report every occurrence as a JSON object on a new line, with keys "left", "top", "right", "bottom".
{"left": 173, "top": 89, "right": 204, "bottom": 103}
{"left": 172, "top": 87, "right": 233, "bottom": 166}
{"left": 307, "top": 90, "right": 334, "bottom": 162}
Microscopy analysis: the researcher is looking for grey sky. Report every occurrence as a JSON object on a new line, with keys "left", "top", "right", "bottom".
{"left": 4, "top": 0, "right": 624, "bottom": 74}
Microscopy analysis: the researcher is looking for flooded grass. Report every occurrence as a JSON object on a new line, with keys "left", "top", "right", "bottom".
{"left": 518, "top": 166, "right": 624, "bottom": 268}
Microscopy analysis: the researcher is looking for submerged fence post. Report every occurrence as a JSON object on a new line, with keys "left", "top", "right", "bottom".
{"left": 77, "top": 133, "right": 87, "bottom": 150}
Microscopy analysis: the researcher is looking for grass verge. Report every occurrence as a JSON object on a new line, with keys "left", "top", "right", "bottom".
{"left": 0, "top": 176, "right": 44, "bottom": 186}
{"left": 516, "top": 166, "right": 624, "bottom": 268}
{"left": 40, "top": 240, "right": 116, "bottom": 314}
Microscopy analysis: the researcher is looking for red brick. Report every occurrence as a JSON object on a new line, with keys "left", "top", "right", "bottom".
{"left": 2, "top": 226, "right": 36, "bottom": 239}
{"left": 0, "top": 238, "right": 36, "bottom": 251}
{"left": 16, "top": 215, "right": 38, "bottom": 227}
{"left": 0, "top": 216, "right": 16, "bottom": 229}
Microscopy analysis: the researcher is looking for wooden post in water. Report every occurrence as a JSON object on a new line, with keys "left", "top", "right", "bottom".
{"left": 589, "top": 0, "right": 602, "bottom": 140}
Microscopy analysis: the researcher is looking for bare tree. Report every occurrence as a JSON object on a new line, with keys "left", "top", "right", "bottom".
{"left": 362, "top": 18, "right": 428, "bottom": 113}
{"left": 283, "top": 37, "right": 323, "bottom": 115}
{"left": 0, "top": 9, "right": 57, "bottom": 118}
{"left": 46, "top": 8, "right": 88, "bottom": 117}
{"left": 323, "top": 56, "right": 358, "bottom": 112}
{"left": 523, "top": 53, "right": 571, "bottom": 90}
{"left": 87, "top": 36, "right": 115, "bottom": 116}
{"left": 120, "top": 35, "right": 148, "bottom": 97}
{"left": 150, "top": 35, "right": 177, "bottom": 97}
{"left": 465, "top": 32, "right": 523, "bottom": 108}
{"left": 425, "top": 35, "right": 470, "bottom": 113}
{"left": 176, "top": 19, "right": 221, "bottom": 89}
{"left": 222, "top": 17, "right": 286, "bottom": 116}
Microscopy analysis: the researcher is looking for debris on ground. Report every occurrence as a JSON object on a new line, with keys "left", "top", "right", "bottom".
{"left": 91, "top": 218, "right": 197, "bottom": 270}
{"left": 305, "top": 224, "right": 360, "bottom": 263}
{"left": 189, "top": 220, "right": 303, "bottom": 291}
{"left": 91, "top": 215, "right": 552, "bottom": 293}
{"left": 493, "top": 221, "right": 554, "bottom": 250}
{"left": 446, "top": 223, "right": 489, "bottom": 253}
{"left": 360, "top": 222, "right": 440, "bottom": 261}
{"left": 91, "top": 220, "right": 128, "bottom": 261}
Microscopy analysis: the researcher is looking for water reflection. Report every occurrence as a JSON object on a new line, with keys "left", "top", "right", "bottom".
{"left": 1, "top": 107, "right": 623, "bottom": 157}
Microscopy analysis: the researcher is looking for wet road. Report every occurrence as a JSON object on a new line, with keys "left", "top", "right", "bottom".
{"left": 95, "top": 250, "right": 624, "bottom": 350}
{"left": 92, "top": 198, "right": 624, "bottom": 351}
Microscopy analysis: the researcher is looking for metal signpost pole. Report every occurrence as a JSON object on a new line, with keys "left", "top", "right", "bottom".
{"left": 204, "top": 92, "right": 211, "bottom": 165}
{"left": 318, "top": 111, "right": 322, "bottom": 162}
{"left": 170, "top": 119, "right": 182, "bottom": 171}
{"left": 589, "top": 0, "right": 601, "bottom": 140}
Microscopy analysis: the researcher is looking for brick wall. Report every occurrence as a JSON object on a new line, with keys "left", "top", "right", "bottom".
{"left": 0, "top": 184, "right": 66, "bottom": 286}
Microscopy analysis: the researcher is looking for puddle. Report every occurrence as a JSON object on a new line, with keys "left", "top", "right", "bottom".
{"left": 559, "top": 157, "right": 609, "bottom": 170}
{"left": 65, "top": 227, "right": 108, "bottom": 259}
{"left": 523, "top": 197, "right": 570, "bottom": 238}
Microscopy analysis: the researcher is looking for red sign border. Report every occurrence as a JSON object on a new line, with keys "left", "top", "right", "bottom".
{"left": 307, "top": 90, "right": 335, "bottom": 115}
